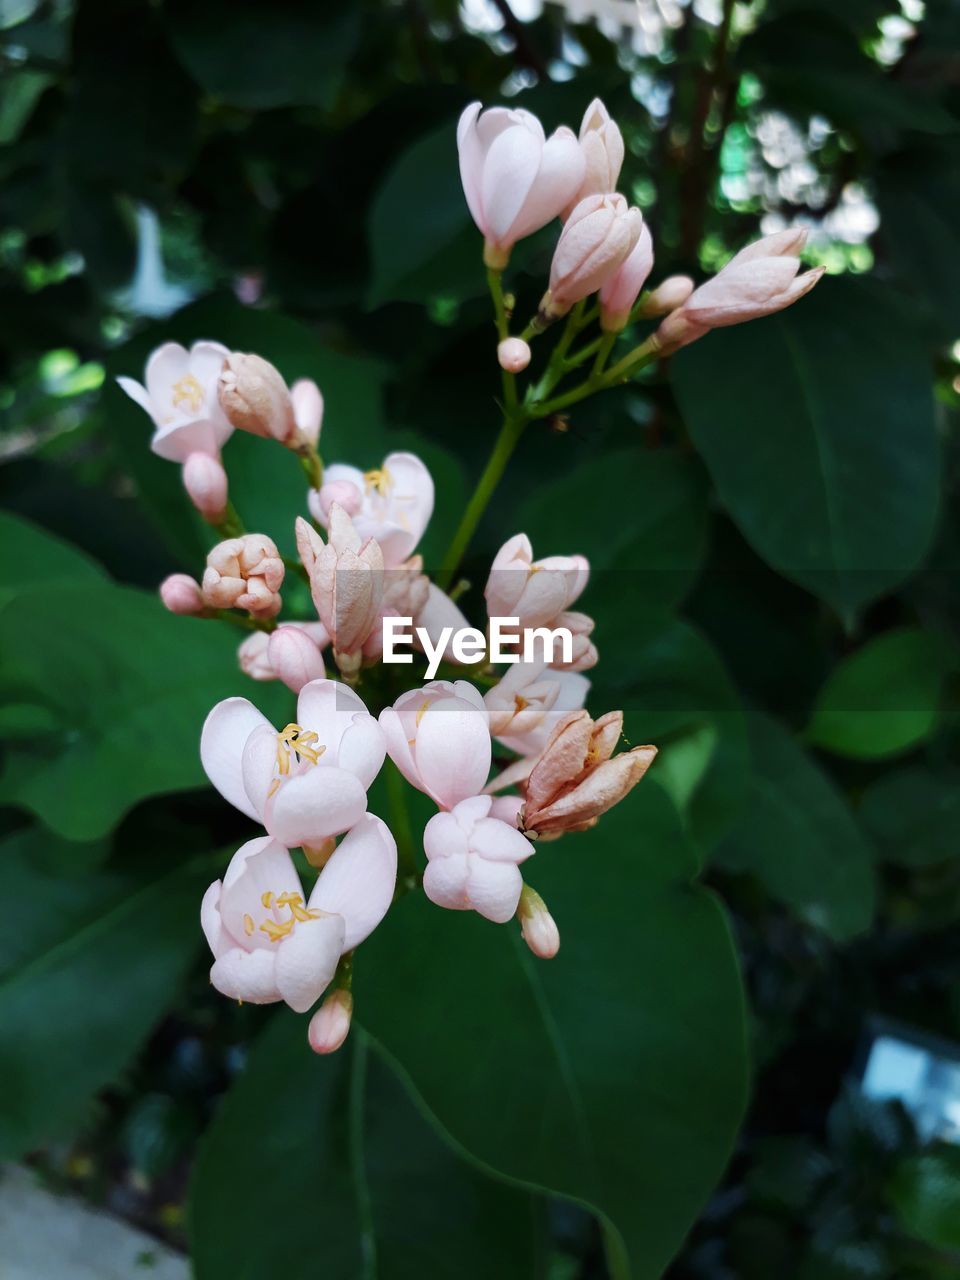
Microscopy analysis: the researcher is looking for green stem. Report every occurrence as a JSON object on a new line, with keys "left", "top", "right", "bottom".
{"left": 386, "top": 760, "right": 419, "bottom": 891}
{"left": 214, "top": 609, "right": 277, "bottom": 633}
{"left": 591, "top": 331, "right": 617, "bottom": 378}
{"left": 487, "top": 266, "right": 518, "bottom": 414}
{"left": 296, "top": 442, "right": 323, "bottom": 491}
{"left": 531, "top": 334, "right": 661, "bottom": 418}
{"left": 436, "top": 411, "right": 527, "bottom": 589}
{"left": 213, "top": 501, "right": 244, "bottom": 540}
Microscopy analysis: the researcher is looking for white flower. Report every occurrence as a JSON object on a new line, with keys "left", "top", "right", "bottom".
{"left": 117, "top": 340, "right": 231, "bottom": 462}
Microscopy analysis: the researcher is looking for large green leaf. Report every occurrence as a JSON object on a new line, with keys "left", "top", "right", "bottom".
{"left": 0, "top": 827, "right": 208, "bottom": 1157}
{"left": 671, "top": 278, "right": 941, "bottom": 618}
{"left": 715, "top": 710, "right": 877, "bottom": 940}
{"left": 806, "top": 627, "right": 955, "bottom": 760}
{"left": 0, "top": 582, "right": 289, "bottom": 840}
{"left": 0, "top": 509, "right": 107, "bottom": 609}
{"left": 860, "top": 767, "right": 960, "bottom": 868}
{"left": 191, "top": 1019, "right": 544, "bottom": 1279}
{"left": 516, "top": 447, "right": 710, "bottom": 614}
{"left": 358, "top": 786, "right": 749, "bottom": 1280}
{"left": 890, "top": 1148, "right": 960, "bottom": 1251}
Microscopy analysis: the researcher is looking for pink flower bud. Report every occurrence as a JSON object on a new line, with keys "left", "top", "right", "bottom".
{"left": 517, "top": 884, "right": 560, "bottom": 958}
{"left": 202, "top": 533, "right": 284, "bottom": 618}
{"left": 237, "top": 631, "right": 275, "bottom": 680}
{"left": 218, "top": 353, "right": 298, "bottom": 445}
{"left": 562, "top": 97, "right": 625, "bottom": 219}
{"left": 312, "top": 479, "right": 363, "bottom": 522}
{"left": 291, "top": 378, "right": 323, "bottom": 447}
{"left": 422, "top": 795, "right": 534, "bottom": 923}
{"left": 267, "top": 625, "right": 326, "bottom": 693}
{"left": 600, "top": 224, "right": 654, "bottom": 332}
{"left": 497, "top": 337, "right": 531, "bottom": 373}
{"left": 159, "top": 573, "right": 205, "bottom": 616}
{"left": 543, "top": 194, "right": 644, "bottom": 319}
{"left": 295, "top": 510, "right": 384, "bottom": 671}
{"left": 458, "top": 102, "right": 586, "bottom": 267}
{"left": 181, "top": 451, "right": 228, "bottom": 522}
{"left": 636, "top": 274, "right": 695, "bottom": 319}
{"left": 307, "top": 989, "right": 353, "bottom": 1055}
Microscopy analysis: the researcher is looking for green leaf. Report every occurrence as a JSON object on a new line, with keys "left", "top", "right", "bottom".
{"left": 671, "top": 277, "right": 941, "bottom": 618}
{"left": 0, "top": 582, "right": 290, "bottom": 840}
{"left": 890, "top": 1148, "right": 960, "bottom": 1251}
{"left": 860, "top": 767, "right": 960, "bottom": 867}
{"left": 806, "top": 628, "right": 956, "bottom": 760}
{"left": 191, "top": 1019, "right": 544, "bottom": 1279}
{"left": 165, "top": 0, "right": 360, "bottom": 110}
{"left": 516, "top": 447, "right": 710, "bottom": 614}
{"left": 715, "top": 710, "right": 877, "bottom": 940}
{"left": 0, "top": 509, "right": 107, "bottom": 609}
{"left": 358, "top": 786, "right": 748, "bottom": 1280}
{"left": 0, "top": 827, "right": 208, "bottom": 1158}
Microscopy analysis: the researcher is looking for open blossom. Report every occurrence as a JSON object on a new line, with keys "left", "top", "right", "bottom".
{"left": 117, "top": 340, "right": 231, "bottom": 462}
{"left": 296, "top": 509, "right": 384, "bottom": 674}
{"left": 202, "top": 533, "right": 284, "bottom": 619}
{"left": 201, "top": 678, "right": 385, "bottom": 850}
{"left": 291, "top": 378, "right": 323, "bottom": 447}
{"left": 543, "top": 194, "right": 644, "bottom": 319}
{"left": 522, "top": 709, "right": 657, "bottom": 838}
{"left": 488, "top": 665, "right": 591, "bottom": 759}
{"left": 457, "top": 102, "right": 585, "bottom": 267}
{"left": 380, "top": 680, "right": 491, "bottom": 810}
{"left": 563, "top": 97, "right": 625, "bottom": 218}
{"left": 658, "top": 228, "right": 824, "bottom": 350}
{"left": 309, "top": 452, "right": 434, "bottom": 569}
{"left": 423, "top": 795, "right": 534, "bottom": 923}
{"left": 201, "top": 815, "right": 396, "bottom": 1012}
{"left": 600, "top": 223, "right": 654, "bottom": 332}
{"left": 485, "top": 534, "right": 589, "bottom": 630}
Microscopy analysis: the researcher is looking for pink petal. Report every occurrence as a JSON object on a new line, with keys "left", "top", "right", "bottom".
{"left": 201, "top": 697, "right": 274, "bottom": 821}
{"left": 273, "top": 912, "right": 345, "bottom": 1013}
{"left": 466, "top": 857, "right": 524, "bottom": 923}
{"left": 481, "top": 124, "right": 543, "bottom": 246}
{"left": 415, "top": 696, "right": 491, "bottom": 809}
{"left": 309, "top": 813, "right": 398, "bottom": 950}
{"left": 509, "top": 125, "right": 585, "bottom": 242}
{"left": 210, "top": 947, "right": 281, "bottom": 1004}
{"left": 200, "top": 880, "right": 230, "bottom": 958}
{"left": 470, "top": 816, "right": 535, "bottom": 865}
{"left": 219, "top": 837, "right": 302, "bottom": 952}
{"left": 267, "top": 766, "right": 367, "bottom": 845}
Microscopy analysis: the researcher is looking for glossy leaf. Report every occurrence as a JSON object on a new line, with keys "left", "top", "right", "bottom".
{"left": 0, "top": 509, "right": 107, "bottom": 609}
{"left": 715, "top": 710, "right": 877, "bottom": 940}
{"left": 860, "top": 767, "right": 960, "bottom": 868}
{"left": 358, "top": 786, "right": 749, "bottom": 1280}
{"left": 890, "top": 1148, "right": 960, "bottom": 1250}
{"left": 671, "top": 278, "right": 940, "bottom": 618}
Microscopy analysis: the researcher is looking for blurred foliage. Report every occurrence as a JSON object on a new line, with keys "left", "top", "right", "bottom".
{"left": 1, "top": 0, "right": 960, "bottom": 1276}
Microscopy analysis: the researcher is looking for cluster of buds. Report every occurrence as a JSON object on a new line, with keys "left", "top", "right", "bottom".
{"left": 115, "top": 89, "right": 824, "bottom": 1058}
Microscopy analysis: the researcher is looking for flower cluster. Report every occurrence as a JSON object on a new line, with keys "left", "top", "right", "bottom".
{"left": 119, "top": 93, "right": 822, "bottom": 1056}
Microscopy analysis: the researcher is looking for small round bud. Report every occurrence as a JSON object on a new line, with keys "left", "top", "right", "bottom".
{"left": 182, "top": 452, "right": 228, "bottom": 522}
{"left": 497, "top": 337, "right": 531, "bottom": 374}
{"left": 313, "top": 479, "right": 363, "bottom": 521}
{"left": 308, "top": 989, "right": 353, "bottom": 1055}
{"left": 159, "top": 574, "right": 204, "bottom": 616}
{"left": 237, "top": 631, "right": 275, "bottom": 681}
{"left": 638, "top": 275, "right": 695, "bottom": 319}
{"left": 517, "top": 885, "right": 560, "bottom": 959}
{"left": 267, "top": 625, "right": 326, "bottom": 693}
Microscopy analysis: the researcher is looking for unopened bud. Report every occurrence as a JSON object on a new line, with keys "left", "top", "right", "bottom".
{"left": 291, "top": 378, "right": 323, "bottom": 447}
{"left": 497, "top": 337, "right": 531, "bottom": 373}
{"left": 544, "top": 194, "right": 644, "bottom": 318}
{"left": 267, "top": 625, "right": 326, "bottom": 693}
{"left": 218, "top": 353, "right": 298, "bottom": 445}
{"left": 307, "top": 989, "right": 353, "bottom": 1055}
{"left": 159, "top": 574, "right": 205, "bottom": 616}
{"left": 637, "top": 275, "right": 695, "bottom": 319}
{"left": 237, "top": 631, "right": 275, "bottom": 681}
{"left": 517, "top": 885, "right": 560, "bottom": 959}
{"left": 182, "top": 451, "right": 228, "bottom": 522}
{"left": 312, "top": 479, "right": 363, "bottom": 522}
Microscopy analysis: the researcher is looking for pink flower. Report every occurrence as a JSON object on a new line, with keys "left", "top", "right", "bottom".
{"left": 117, "top": 340, "right": 231, "bottom": 462}
{"left": 422, "top": 795, "right": 534, "bottom": 923}
{"left": 522, "top": 709, "right": 657, "bottom": 837}
{"left": 308, "top": 452, "right": 434, "bottom": 569}
{"left": 658, "top": 228, "right": 824, "bottom": 349}
{"left": 457, "top": 102, "right": 585, "bottom": 267}
{"left": 380, "top": 680, "right": 491, "bottom": 810}
{"left": 485, "top": 533, "right": 589, "bottom": 629}
{"left": 291, "top": 378, "right": 323, "bottom": 447}
{"left": 218, "top": 352, "right": 299, "bottom": 445}
{"left": 201, "top": 815, "right": 396, "bottom": 1012}
{"left": 600, "top": 223, "right": 654, "bottom": 332}
{"left": 182, "top": 451, "right": 228, "bottom": 522}
{"left": 497, "top": 337, "right": 531, "bottom": 373}
{"left": 563, "top": 97, "right": 625, "bottom": 218}
{"left": 296, "top": 509, "right": 385, "bottom": 674}
{"left": 268, "top": 624, "right": 328, "bottom": 692}
{"left": 544, "top": 194, "right": 644, "bottom": 318}
{"left": 202, "top": 533, "right": 284, "bottom": 619}
{"left": 159, "top": 573, "right": 205, "bottom": 616}
{"left": 485, "top": 662, "right": 590, "bottom": 756}
{"left": 201, "top": 678, "right": 385, "bottom": 849}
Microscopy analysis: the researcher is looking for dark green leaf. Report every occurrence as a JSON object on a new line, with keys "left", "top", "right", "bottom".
{"left": 0, "top": 509, "right": 106, "bottom": 609}
{"left": 890, "top": 1148, "right": 960, "bottom": 1250}
{"left": 860, "top": 767, "right": 960, "bottom": 867}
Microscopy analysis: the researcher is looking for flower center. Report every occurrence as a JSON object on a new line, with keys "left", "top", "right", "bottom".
{"left": 269, "top": 723, "right": 325, "bottom": 798}
{"left": 171, "top": 373, "right": 205, "bottom": 414}
{"left": 243, "top": 890, "right": 322, "bottom": 944}
{"left": 364, "top": 466, "right": 393, "bottom": 496}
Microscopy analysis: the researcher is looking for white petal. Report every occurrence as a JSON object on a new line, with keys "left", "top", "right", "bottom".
{"left": 510, "top": 126, "right": 585, "bottom": 242}
{"left": 415, "top": 696, "right": 492, "bottom": 809}
{"left": 465, "top": 858, "right": 524, "bottom": 923}
{"left": 337, "top": 716, "right": 386, "bottom": 789}
{"left": 151, "top": 418, "right": 225, "bottom": 463}
{"left": 309, "top": 813, "right": 397, "bottom": 950}
{"left": 423, "top": 853, "right": 472, "bottom": 911}
{"left": 481, "top": 124, "right": 543, "bottom": 246}
{"left": 144, "top": 341, "right": 189, "bottom": 406}
{"left": 274, "top": 913, "right": 345, "bottom": 1013}
{"left": 210, "top": 947, "right": 281, "bottom": 1004}
{"left": 116, "top": 376, "right": 154, "bottom": 420}
{"left": 470, "top": 816, "right": 535, "bottom": 865}
{"left": 200, "top": 697, "right": 273, "bottom": 821}
{"left": 240, "top": 724, "right": 279, "bottom": 822}
{"left": 267, "top": 767, "right": 367, "bottom": 845}
{"left": 296, "top": 678, "right": 369, "bottom": 758}
{"left": 423, "top": 809, "right": 471, "bottom": 862}
{"left": 200, "top": 880, "right": 231, "bottom": 958}
{"left": 379, "top": 706, "right": 421, "bottom": 790}
{"left": 219, "top": 837, "right": 302, "bottom": 951}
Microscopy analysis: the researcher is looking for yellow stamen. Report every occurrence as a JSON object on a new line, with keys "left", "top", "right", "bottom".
{"left": 171, "top": 373, "right": 204, "bottom": 414}
{"left": 415, "top": 699, "right": 432, "bottom": 728}
{"left": 260, "top": 917, "right": 295, "bottom": 942}
{"left": 243, "top": 913, "right": 255, "bottom": 936}
{"left": 275, "top": 723, "right": 325, "bottom": 775}
{"left": 364, "top": 466, "right": 393, "bottom": 496}
{"left": 276, "top": 891, "right": 322, "bottom": 923}
{"left": 514, "top": 694, "right": 529, "bottom": 713}
{"left": 261, "top": 891, "right": 274, "bottom": 909}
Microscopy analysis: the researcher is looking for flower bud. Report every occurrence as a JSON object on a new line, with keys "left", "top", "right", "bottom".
{"left": 636, "top": 274, "right": 695, "bottom": 319}
{"left": 202, "top": 533, "right": 284, "bottom": 618}
{"left": 307, "top": 989, "right": 353, "bottom": 1055}
{"left": 291, "top": 378, "right": 323, "bottom": 447}
{"left": 182, "top": 451, "right": 228, "bottom": 522}
{"left": 218, "top": 353, "right": 298, "bottom": 445}
{"left": 517, "top": 884, "right": 560, "bottom": 959}
{"left": 267, "top": 624, "right": 326, "bottom": 693}
{"left": 312, "top": 479, "right": 363, "bottom": 521}
{"left": 563, "top": 97, "right": 625, "bottom": 219}
{"left": 542, "top": 194, "right": 644, "bottom": 320}
{"left": 295, "top": 510, "right": 384, "bottom": 672}
{"left": 497, "top": 337, "right": 531, "bottom": 373}
{"left": 237, "top": 631, "right": 275, "bottom": 680}
{"left": 600, "top": 225, "right": 654, "bottom": 332}
{"left": 159, "top": 573, "right": 205, "bottom": 616}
